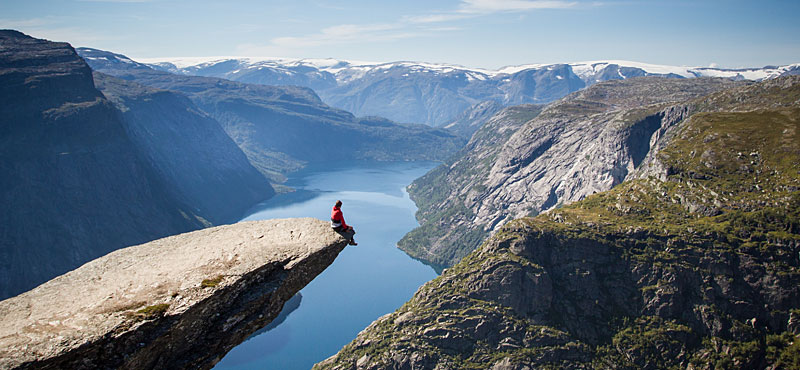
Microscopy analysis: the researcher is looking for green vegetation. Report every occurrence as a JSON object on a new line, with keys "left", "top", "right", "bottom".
{"left": 135, "top": 303, "right": 170, "bottom": 320}
{"left": 201, "top": 275, "right": 224, "bottom": 288}
{"left": 540, "top": 107, "right": 800, "bottom": 247}
{"left": 683, "top": 332, "right": 800, "bottom": 369}
{"left": 318, "top": 77, "right": 800, "bottom": 369}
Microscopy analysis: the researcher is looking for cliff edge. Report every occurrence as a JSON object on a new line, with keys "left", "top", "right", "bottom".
{"left": 0, "top": 218, "right": 348, "bottom": 370}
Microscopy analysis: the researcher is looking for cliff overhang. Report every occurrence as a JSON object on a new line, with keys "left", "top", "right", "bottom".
{"left": 0, "top": 218, "right": 348, "bottom": 370}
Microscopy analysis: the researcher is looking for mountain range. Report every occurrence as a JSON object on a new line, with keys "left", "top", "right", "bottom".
{"left": 318, "top": 75, "right": 800, "bottom": 370}
{"left": 0, "top": 31, "right": 462, "bottom": 299}
{"left": 138, "top": 55, "right": 800, "bottom": 127}
{"left": 2, "top": 28, "right": 799, "bottom": 370}
{"left": 77, "top": 47, "right": 464, "bottom": 183}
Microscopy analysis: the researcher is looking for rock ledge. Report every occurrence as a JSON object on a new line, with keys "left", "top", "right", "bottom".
{"left": 0, "top": 218, "right": 348, "bottom": 369}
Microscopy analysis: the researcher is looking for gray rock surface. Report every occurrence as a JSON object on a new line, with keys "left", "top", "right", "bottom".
{"left": 0, "top": 218, "right": 348, "bottom": 370}
{"left": 399, "top": 77, "right": 745, "bottom": 268}
{"left": 443, "top": 100, "right": 505, "bottom": 138}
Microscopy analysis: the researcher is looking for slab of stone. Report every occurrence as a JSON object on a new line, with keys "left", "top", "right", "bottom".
{"left": 0, "top": 218, "right": 348, "bottom": 369}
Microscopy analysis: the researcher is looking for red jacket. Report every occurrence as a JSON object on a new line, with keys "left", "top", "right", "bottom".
{"left": 331, "top": 206, "right": 348, "bottom": 229}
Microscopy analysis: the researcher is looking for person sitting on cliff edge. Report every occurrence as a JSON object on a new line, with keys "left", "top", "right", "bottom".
{"left": 331, "top": 200, "right": 357, "bottom": 246}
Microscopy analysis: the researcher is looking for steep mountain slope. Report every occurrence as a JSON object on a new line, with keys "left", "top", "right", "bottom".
{"left": 92, "top": 73, "right": 274, "bottom": 224}
{"left": 78, "top": 48, "right": 464, "bottom": 182}
{"left": 0, "top": 31, "right": 204, "bottom": 299}
{"left": 399, "top": 77, "right": 744, "bottom": 269}
{"left": 143, "top": 56, "right": 800, "bottom": 126}
{"left": 442, "top": 100, "right": 504, "bottom": 138}
{"left": 316, "top": 76, "right": 800, "bottom": 370}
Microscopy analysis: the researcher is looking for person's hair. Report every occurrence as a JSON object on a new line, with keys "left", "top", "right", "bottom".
{"left": 335, "top": 200, "right": 343, "bottom": 207}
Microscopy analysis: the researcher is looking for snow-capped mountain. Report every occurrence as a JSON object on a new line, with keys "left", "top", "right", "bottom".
{"left": 136, "top": 56, "right": 800, "bottom": 126}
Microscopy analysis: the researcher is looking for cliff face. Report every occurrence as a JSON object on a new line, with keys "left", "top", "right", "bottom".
{"left": 0, "top": 30, "right": 204, "bottom": 299}
{"left": 0, "top": 218, "right": 348, "bottom": 370}
{"left": 77, "top": 48, "right": 465, "bottom": 183}
{"left": 399, "top": 77, "right": 745, "bottom": 269}
{"left": 442, "top": 100, "right": 505, "bottom": 138}
{"left": 316, "top": 76, "right": 800, "bottom": 369}
{"left": 93, "top": 73, "right": 274, "bottom": 224}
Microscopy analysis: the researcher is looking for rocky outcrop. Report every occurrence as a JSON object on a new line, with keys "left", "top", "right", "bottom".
{"left": 399, "top": 77, "right": 745, "bottom": 268}
{"left": 316, "top": 76, "right": 800, "bottom": 370}
{"left": 77, "top": 47, "right": 465, "bottom": 183}
{"left": 0, "top": 218, "right": 348, "bottom": 370}
{"left": 0, "top": 30, "right": 205, "bottom": 299}
{"left": 399, "top": 104, "right": 544, "bottom": 270}
{"left": 442, "top": 100, "right": 504, "bottom": 138}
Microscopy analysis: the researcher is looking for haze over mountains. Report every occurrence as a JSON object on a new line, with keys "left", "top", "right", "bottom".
{"left": 77, "top": 47, "right": 464, "bottom": 182}
{"left": 0, "top": 31, "right": 462, "bottom": 299}
{"left": 139, "top": 55, "right": 800, "bottom": 127}
{"left": 2, "top": 26, "right": 799, "bottom": 370}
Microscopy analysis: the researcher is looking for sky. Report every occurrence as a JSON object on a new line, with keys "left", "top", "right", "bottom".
{"left": 1, "top": 0, "right": 799, "bottom": 70}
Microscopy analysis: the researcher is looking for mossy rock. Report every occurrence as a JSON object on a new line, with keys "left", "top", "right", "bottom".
{"left": 135, "top": 304, "right": 170, "bottom": 320}
{"left": 201, "top": 275, "right": 224, "bottom": 288}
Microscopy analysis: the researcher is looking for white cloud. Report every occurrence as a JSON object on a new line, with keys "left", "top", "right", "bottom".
{"left": 237, "top": 0, "right": 587, "bottom": 57}
{"left": 0, "top": 16, "right": 113, "bottom": 45}
{"left": 0, "top": 17, "right": 58, "bottom": 29}
{"left": 236, "top": 23, "right": 422, "bottom": 56}
{"left": 404, "top": 13, "right": 472, "bottom": 24}
{"left": 458, "top": 0, "right": 578, "bottom": 13}
{"left": 271, "top": 23, "right": 414, "bottom": 48}
{"left": 14, "top": 26, "right": 112, "bottom": 45}
{"left": 76, "top": 0, "right": 156, "bottom": 2}
{"left": 423, "top": 26, "right": 463, "bottom": 32}
{"left": 404, "top": 1, "right": 578, "bottom": 24}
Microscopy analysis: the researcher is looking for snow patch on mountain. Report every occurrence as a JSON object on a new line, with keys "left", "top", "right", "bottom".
{"left": 141, "top": 56, "right": 799, "bottom": 85}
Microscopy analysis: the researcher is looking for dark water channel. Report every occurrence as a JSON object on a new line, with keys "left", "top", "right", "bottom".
{"left": 214, "top": 161, "right": 438, "bottom": 370}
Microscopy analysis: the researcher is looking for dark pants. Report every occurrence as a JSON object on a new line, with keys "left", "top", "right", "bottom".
{"left": 333, "top": 226, "right": 355, "bottom": 242}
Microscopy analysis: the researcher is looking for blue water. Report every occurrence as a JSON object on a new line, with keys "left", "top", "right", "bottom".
{"left": 214, "top": 161, "right": 438, "bottom": 370}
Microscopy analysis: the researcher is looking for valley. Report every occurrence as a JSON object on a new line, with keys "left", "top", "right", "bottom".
{"left": 318, "top": 75, "right": 800, "bottom": 369}
{"left": 1, "top": 22, "right": 799, "bottom": 370}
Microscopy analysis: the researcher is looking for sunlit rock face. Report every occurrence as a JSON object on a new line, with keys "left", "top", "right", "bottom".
{"left": 0, "top": 218, "right": 348, "bottom": 370}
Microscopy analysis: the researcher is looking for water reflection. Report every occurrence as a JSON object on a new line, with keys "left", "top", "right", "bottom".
{"left": 214, "top": 161, "right": 438, "bottom": 370}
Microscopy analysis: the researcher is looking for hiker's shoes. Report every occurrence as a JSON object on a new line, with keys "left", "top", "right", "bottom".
{"left": 349, "top": 241, "right": 358, "bottom": 246}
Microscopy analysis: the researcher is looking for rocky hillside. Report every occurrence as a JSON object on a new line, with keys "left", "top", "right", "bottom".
{"left": 316, "top": 76, "right": 800, "bottom": 369}
{"left": 144, "top": 56, "right": 800, "bottom": 126}
{"left": 78, "top": 48, "right": 465, "bottom": 183}
{"left": 0, "top": 218, "right": 348, "bottom": 370}
{"left": 443, "top": 100, "right": 505, "bottom": 138}
{"left": 399, "top": 77, "right": 745, "bottom": 269}
{"left": 0, "top": 30, "right": 206, "bottom": 299}
{"left": 93, "top": 73, "right": 273, "bottom": 224}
